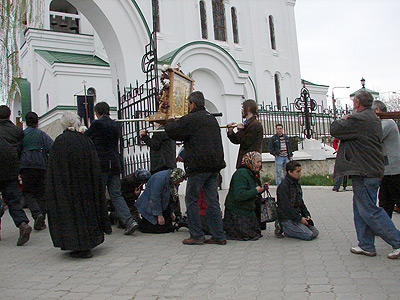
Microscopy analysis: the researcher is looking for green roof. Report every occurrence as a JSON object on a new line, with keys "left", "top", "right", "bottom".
{"left": 301, "top": 79, "right": 329, "bottom": 87}
{"left": 35, "top": 50, "right": 109, "bottom": 67}
{"left": 14, "top": 78, "right": 31, "bottom": 121}
{"left": 350, "top": 87, "right": 379, "bottom": 97}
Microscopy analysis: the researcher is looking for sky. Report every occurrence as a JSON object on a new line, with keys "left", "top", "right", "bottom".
{"left": 294, "top": 0, "right": 400, "bottom": 107}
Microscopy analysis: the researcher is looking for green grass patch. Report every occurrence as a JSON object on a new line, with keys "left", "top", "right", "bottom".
{"left": 262, "top": 174, "right": 352, "bottom": 186}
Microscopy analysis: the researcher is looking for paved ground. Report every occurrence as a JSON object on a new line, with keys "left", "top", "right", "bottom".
{"left": 1, "top": 187, "right": 400, "bottom": 300}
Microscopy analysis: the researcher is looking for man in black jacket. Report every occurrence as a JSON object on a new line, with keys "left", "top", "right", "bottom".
{"left": 0, "top": 105, "right": 32, "bottom": 246}
{"left": 140, "top": 123, "right": 176, "bottom": 174}
{"left": 269, "top": 124, "right": 293, "bottom": 186}
{"left": 276, "top": 160, "right": 318, "bottom": 240}
{"left": 86, "top": 102, "right": 138, "bottom": 235}
{"left": 165, "top": 91, "right": 226, "bottom": 245}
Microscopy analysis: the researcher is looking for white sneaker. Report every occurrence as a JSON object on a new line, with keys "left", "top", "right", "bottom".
{"left": 350, "top": 246, "right": 376, "bottom": 257}
{"left": 387, "top": 248, "right": 400, "bottom": 259}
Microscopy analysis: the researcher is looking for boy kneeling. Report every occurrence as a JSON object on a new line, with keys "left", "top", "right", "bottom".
{"left": 275, "top": 161, "right": 319, "bottom": 240}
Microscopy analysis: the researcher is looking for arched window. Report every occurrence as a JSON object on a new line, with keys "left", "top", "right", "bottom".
{"left": 199, "top": 1, "right": 208, "bottom": 39}
{"left": 269, "top": 15, "right": 276, "bottom": 50}
{"left": 49, "top": 0, "right": 79, "bottom": 34}
{"left": 152, "top": 0, "right": 160, "bottom": 32}
{"left": 274, "top": 74, "right": 281, "bottom": 109}
{"left": 231, "top": 7, "right": 239, "bottom": 43}
{"left": 212, "top": 0, "right": 226, "bottom": 41}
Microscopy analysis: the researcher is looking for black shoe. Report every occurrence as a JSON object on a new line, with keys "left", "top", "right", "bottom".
{"left": 274, "top": 222, "right": 284, "bottom": 238}
{"left": 70, "top": 250, "right": 93, "bottom": 259}
{"left": 34, "top": 214, "right": 46, "bottom": 230}
{"left": 332, "top": 187, "right": 339, "bottom": 192}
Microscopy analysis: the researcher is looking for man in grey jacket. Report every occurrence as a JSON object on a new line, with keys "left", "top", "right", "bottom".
{"left": 331, "top": 90, "right": 400, "bottom": 259}
{"left": 371, "top": 100, "right": 400, "bottom": 218}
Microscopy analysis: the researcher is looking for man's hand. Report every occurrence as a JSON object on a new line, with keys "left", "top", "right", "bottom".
{"left": 300, "top": 217, "right": 309, "bottom": 226}
{"left": 158, "top": 215, "right": 165, "bottom": 225}
{"left": 256, "top": 186, "right": 265, "bottom": 193}
{"left": 342, "top": 114, "right": 350, "bottom": 120}
{"left": 237, "top": 123, "right": 245, "bottom": 130}
{"left": 227, "top": 122, "right": 236, "bottom": 133}
{"left": 171, "top": 212, "right": 176, "bottom": 221}
{"left": 139, "top": 130, "right": 147, "bottom": 137}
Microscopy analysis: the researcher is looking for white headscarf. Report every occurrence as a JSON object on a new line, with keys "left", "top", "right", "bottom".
{"left": 60, "top": 111, "right": 80, "bottom": 131}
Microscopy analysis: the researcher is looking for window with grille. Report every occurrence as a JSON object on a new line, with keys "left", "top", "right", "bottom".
{"left": 200, "top": 1, "right": 208, "bottom": 39}
{"left": 152, "top": 0, "right": 160, "bottom": 32}
{"left": 269, "top": 15, "right": 276, "bottom": 50}
{"left": 231, "top": 7, "right": 239, "bottom": 43}
{"left": 212, "top": 0, "right": 226, "bottom": 41}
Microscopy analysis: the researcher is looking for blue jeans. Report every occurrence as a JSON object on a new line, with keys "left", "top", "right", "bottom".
{"left": 185, "top": 173, "right": 225, "bottom": 241}
{"left": 275, "top": 156, "right": 290, "bottom": 186}
{"left": 0, "top": 179, "right": 29, "bottom": 227}
{"left": 102, "top": 174, "right": 134, "bottom": 226}
{"left": 281, "top": 219, "right": 319, "bottom": 240}
{"left": 352, "top": 176, "right": 400, "bottom": 252}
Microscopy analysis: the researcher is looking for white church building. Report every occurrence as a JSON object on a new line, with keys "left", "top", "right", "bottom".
{"left": 13, "top": 0, "right": 327, "bottom": 186}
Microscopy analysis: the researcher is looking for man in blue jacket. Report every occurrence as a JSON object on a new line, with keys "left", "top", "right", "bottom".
{"left": 86, "top": 102, "right": 138, "bottom": 235}
{"left": 20, "top": 112, "right": 53, "bottom": 230}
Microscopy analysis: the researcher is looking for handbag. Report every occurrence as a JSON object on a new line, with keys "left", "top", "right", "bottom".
{"left": 261, "top": 190, "right": 278, "bottom": 223}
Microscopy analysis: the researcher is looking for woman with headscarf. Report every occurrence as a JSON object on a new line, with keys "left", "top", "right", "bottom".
{"left": 135, "top": 168, "right": 185, "bottom": 233}
{"left": 46, "top": 112, "right": 111, "bottom": 258}
{"left": 224, "top": 151, "right": 267, "bottom": 241}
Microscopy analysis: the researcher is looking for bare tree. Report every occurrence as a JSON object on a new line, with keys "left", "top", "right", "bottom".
{"left": 380, "top": 92, "right": 400, "bottom": 112}
{"left": 0, "top": 0, "right": 42, "bottom": 105}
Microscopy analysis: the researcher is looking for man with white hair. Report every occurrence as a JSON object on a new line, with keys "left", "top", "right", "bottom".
{"left": 371, "top": 100, "right": 400, "bottom": 218}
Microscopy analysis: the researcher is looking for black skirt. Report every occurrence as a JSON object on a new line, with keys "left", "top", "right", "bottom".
{"left": 223, "top": 209, "right": 262, "bottom": 241}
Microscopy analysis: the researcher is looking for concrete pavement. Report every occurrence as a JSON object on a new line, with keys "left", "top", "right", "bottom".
{"left": 1, "top": 187, "right": 400, "bottom": 300}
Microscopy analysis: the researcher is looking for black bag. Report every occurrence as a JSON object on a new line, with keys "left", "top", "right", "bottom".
{"left": 261, "top": 190, "right": 278, "bottom": 223}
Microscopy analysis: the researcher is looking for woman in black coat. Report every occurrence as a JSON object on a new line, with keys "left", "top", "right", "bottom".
{"left": 46, "top": 112, "right": 111, "bottom": 258}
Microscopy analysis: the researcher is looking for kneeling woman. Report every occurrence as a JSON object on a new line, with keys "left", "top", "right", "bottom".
{"left": 224, "top": 151, "right": 267, "bottom": 241}
{"left": 135, "top": 168, "right": 185, "bottom": 233}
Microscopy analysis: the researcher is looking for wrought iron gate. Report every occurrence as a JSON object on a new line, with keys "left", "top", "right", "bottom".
{"left": 117, "top": 31, "right": 159, "bottom": 176}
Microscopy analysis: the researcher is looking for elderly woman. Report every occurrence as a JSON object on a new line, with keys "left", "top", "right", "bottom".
{"left": 135, "top": 168, "right": 185, "bottom": 233}
{"left": 224, "top": 151, "right": 267, "bottom": 241}
{"left": 46, "top": 112, "right": 111, "bottom": 258}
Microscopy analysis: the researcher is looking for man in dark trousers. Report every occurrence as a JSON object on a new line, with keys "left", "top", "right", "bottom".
{"left": 269, "top": 124, "right": 293, "bottom": 186}
{"left": 139, "top": 123, "right": 176, "bottom": 174}
{"left": 371, "top": 100, "right": 400, "bottom": 218}
{"left": 331, "top": 90, "right": 400, "bottom": 259}
{"left": 20, "top": 112, "right": 53, "bottom": 230}
{"left": 165, "top": 91, "right": 226, "bottom": 245}
{"left": 227, "top": 99, "right": 263, "bottom": 169}
{"left": 0, "top": 105, "right": 32, "bottom": 246}
{"left": 86, "top": 102, "right": 138, "bottom": 235}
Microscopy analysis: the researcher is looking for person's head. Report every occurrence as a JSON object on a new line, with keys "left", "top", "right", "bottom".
{"left": 0, "top": 105, "right": 11, "bottom": 120}
{"left": 353, "top": 90, "right": 373, "bottom": 112}
{"left": 170, "top": 168, "right": 186, "bottom": 185}
{"left": 134, "top": 168, "right": 151, "bottom": 183}
{"left": 60, "top": 111, "right": 80, "bottom": 131}
{"left": 276, "top": 123, "right": 284, "bottom": 136}
{"left": 241, "top": 151, "right": 262, "bottom": 172}
{"left": 25, "top": 112, "right": 39, "bottom": 127}
{"left": 286, "top": 160, "right": 302, "bottom": 180}
{"left": 371, "top": 100, "right": 387, "bottom": 114}
{"left": 242, "top": 99, "right": 258, "bottom": 118}
{"left": 94, "top": 102, "right": 110, "bottom": 117}
{"left": 188, "top": 91, "right": 205, "bottom": 112}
